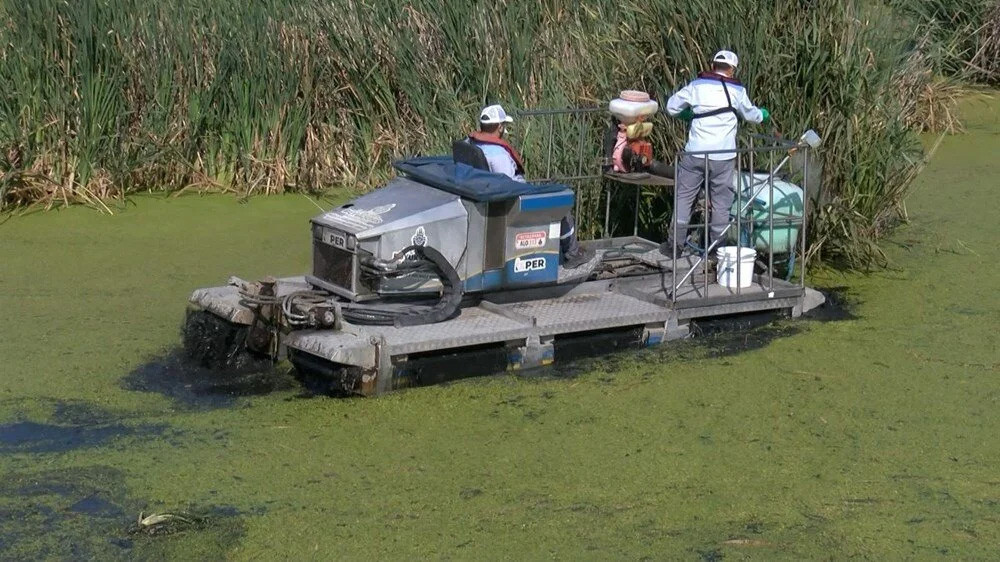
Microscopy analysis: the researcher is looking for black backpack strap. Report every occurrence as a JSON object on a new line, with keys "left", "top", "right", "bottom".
{"left": 691, "top": 78, "right": 737, "bottom": 119}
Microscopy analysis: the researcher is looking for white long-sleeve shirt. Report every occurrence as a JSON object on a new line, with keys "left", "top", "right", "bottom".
{"left": 666, "top": 74, "right": 764, "bottom": 160}
{"left": 476, "top": 144, "right": 526, "bottom": 182}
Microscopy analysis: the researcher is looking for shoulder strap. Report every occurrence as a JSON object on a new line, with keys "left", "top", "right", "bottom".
{"left": 691, "top": 74, "right": 738, "bottom": 120}
{"left": 467, "top": 131, "right": 525, "bottom": 175}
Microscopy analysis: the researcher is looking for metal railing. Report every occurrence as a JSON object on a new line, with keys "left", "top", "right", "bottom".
{"left": 512, "top": 106, "right": 676, "bottom": 240}
{"left": 510, "top": 107, "right": 813, "bottom": 302}
{"left": 668, "top": 137, "right": 811, "bottom": 303}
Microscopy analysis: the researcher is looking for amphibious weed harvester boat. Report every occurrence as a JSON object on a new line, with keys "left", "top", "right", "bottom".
{"left": 185, "top": 113, "right": 824, "bottom": 396}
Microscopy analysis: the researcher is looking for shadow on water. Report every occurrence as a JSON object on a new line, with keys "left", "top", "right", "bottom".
{"left": 0, "top": 401, "right": 169, "bottom": 455}
{"left": 0, "top": 466, "right": 256, "bottom": 560}
{"left": 0, "top": 421, "right": 165, "bottom": 454}
{"left": 803, "top": 286, "right": 857, "bottom": 322}
{"left": 122, "top": 309, "right": 298, "bottom": 408}
{"left": 122, "top": 350, "right": 298, "bottom": 409}
{"left": 535, "top": 288, "right": 857, "bottom": 381}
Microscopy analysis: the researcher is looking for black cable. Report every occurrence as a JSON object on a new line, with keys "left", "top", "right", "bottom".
{"left": 295, "top": 245, "right": 463, "bottom": 327}
{"left": 241, "top": 245, "right": 463, "bottom": 329}
{"left": 384, "top": 245, "right": 463, "bottom": 327}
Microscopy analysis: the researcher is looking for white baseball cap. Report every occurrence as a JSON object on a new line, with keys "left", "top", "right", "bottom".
{"left": 712, "top": 50, "right": 739, "bottom": 68}
{"left": 479, "top": 104, "right": 514, "bottom": 125}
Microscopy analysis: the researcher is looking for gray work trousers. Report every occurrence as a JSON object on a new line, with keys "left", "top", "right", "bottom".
{"left": 560, "top": 214, "right": 580, "bottom": 258}
{"left": 667, "top": 155, "right": 736, "bottom": 254}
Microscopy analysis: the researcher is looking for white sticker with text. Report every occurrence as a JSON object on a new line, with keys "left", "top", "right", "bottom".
{"left": 514, "top": 231, "right": 547, "bottom": 250}
{"left": 514, "top": 256, "right": 547, "bottom": 273}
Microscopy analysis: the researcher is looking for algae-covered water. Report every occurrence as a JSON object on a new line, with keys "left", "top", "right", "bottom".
{"left": 1, "top": 97, "right": 998, "bottom": 559}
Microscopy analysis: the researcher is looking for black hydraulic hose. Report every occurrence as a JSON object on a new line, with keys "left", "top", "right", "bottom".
{"left": 338, "top": 244, "right": 463, "bottom": 327}
{"left": 262, "top": 246, "right": 463, "bottom": 329}
{"left": 390, "top": 245, "right": 463, "bottom": 327}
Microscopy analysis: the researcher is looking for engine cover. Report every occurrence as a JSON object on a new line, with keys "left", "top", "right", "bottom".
{"left": 309, "top": 178, "right": 468, "bottom": 300}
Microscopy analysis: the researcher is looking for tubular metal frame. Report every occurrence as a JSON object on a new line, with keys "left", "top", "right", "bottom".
{"left": 511, "top": 107, "right": 810, "bottom": 303}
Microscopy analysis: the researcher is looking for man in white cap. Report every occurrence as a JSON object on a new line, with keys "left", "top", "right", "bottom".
{"left": 468, "top": 104, "right": 525, "bottom": 181}
{"left": 466, "top": 104, "right": 589, "bottom": 267}
{"left": 664, "top": 50, "right": 770, "bottom": 257}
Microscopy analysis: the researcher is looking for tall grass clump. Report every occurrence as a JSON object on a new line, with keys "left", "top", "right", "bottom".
{"left": 0, "top": 0, "right": 958, "bottom": 266}
{"left": 892, "top": 0, "right": 1000, "bottom": 84}
{"left": 971, "top": 1, "right": 1000, "bottom": 83}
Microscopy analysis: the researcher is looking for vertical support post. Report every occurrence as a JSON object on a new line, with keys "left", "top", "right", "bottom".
{"left": 574, "top": 115, "right": 586, "bottom": 231}
{"left": 736, "top": 150, "right": 742, "bottom": 296}
{"left": 671, "top": 154, "right": 678, "bottom": 304}
{"left": 374, "top": 335, "right": 392, "bottom": 396}
{"left": 748, "top": 137, "right": 755, "bottom": 291}
{"left": 510, "top": 334, "right": 554, "bottom": 370}
{"left": 545, "top": 114, "right": 555, "bottom": 180}
{"left": 703, "top": 155, "right": 709, "bottom": 297}
{"left": 768, "top": 149, "right": 775, "bottom": 293}
{"left": 633, "top": 184, "right": 640, "bottom": 237}
{"left": 800, "top": 146, "right": 809, "bottom": 287}
{"left": 604, "top": 185, "right": 612, "bottom": 238}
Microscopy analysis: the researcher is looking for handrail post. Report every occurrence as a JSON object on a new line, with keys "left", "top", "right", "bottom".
{"left": 703, "top": 155, "right": 709, "bottom": 297}
{"left": 633, "top": 184, "right": 640, "bottom": 237}
{"left": 748, "top": 136, "right": 755, "bottom": 291}
{"left": 768, "top": 150, "right": 774, "bottom": 293}
{"left": 604, "top": 184, "right": 611, "bottom": 238}
{"left": 800, "top": 147, "right": 809, "bottom": 287}
{"left": 671, "top": 154, "right": 678, "bottom": 304}
{"left": 736, "top": 147, "right": 742, "bottom": 295}
{"left": 545, "top": 114, "right": 555, "bottom": 180}
{"left": 574, "top": 112, "right": 586, "bottom": 233}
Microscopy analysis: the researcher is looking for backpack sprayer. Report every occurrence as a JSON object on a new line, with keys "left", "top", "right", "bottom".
{"left": 604, "top": 91, "right": 659, "bottom": 173}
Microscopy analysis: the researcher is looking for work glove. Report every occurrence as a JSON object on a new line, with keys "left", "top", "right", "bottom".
{"left": 676, "top": 107, "right": 695, "bottom": 122}
{"left": 760, "top": 108, "right": 771, "bottom": 123}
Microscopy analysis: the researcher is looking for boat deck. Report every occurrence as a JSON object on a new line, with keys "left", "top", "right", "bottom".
{"left": 189, "top": 237, "right": 808, "bottom": 395}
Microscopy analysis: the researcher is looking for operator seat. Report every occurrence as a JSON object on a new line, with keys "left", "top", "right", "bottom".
{"left": 451, "top": 139, "right": 491, "bottom": 171}
{"left": 451, "top": 138, "right": 510, "bottom": 272}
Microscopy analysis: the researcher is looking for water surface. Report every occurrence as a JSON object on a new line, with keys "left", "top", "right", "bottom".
{"left": 0, "top": 98, "right": 998, "bottom": 558}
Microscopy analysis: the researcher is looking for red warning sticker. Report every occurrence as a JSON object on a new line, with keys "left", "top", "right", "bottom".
{"left": 515, "top": 231, "right": 547, "bottom": 250}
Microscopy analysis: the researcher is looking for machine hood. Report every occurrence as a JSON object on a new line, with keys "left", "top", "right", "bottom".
{"left": 313, "top": 177, "right": 465, "bottom": 240}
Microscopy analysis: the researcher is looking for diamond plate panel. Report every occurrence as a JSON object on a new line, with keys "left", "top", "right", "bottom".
{"left": 288, "top": 305, "right": 535, "bottom": 361}
{"left": 635, "top": 248, "right": 700, "bottom": 270}
{"left": 376, "top": 306, "right": 532, "bottom": 355}
{"left": 285, "top": 329, "right": 377, "bottom": 368}
{"left": 502, "top": 292, "right": 670, "bottom": 335}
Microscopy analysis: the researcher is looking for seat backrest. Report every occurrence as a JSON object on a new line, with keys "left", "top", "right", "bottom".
{"left": 452, "top": 138, "right": 491, "bottom": 171}
{"left": 601, "top": 117, "right": 619, "bottom": 171}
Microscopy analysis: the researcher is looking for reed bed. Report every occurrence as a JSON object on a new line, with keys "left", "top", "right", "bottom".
{"left": 972, "top": 1, "right": 1000, "bottom": 83}
{"left": 892, "top": 0, "right": 999, "bottom": 83}
{"left": 0, "top": 0, "right": 986, "bottom": 265}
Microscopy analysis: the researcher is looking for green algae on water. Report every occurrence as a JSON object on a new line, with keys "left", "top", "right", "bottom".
{"left": 0, "top": 99, "right": 999, "bottom": 558}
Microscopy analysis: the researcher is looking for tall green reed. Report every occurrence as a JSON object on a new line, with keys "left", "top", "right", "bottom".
{"left": 0, "top": 0, "right": 974, "bottom": 266}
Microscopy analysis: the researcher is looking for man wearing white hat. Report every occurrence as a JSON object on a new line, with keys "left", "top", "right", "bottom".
{"left": 664, "top": 50, "right": 770, "bottom": 257}
{"left": 466, "top": 104, "right": 589, "bottom": 268}
{"left": 468, "top": 104, "right": 525, "bottom": 181}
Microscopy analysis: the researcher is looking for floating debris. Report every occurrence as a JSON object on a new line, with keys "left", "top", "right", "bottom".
{"left": 128, "top": 511, "right": 207, "bottom": 536}
{"left": 722, "top": 538, "right": 772, "bottom": 547}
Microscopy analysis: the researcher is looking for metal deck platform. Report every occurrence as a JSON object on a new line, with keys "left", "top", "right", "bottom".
{"left": 189, "top": 259, "right": 807, "bottom": 395}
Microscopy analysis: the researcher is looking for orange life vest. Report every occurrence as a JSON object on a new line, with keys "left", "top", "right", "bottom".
{"left": 467, "top": 131, "right": 526, "bottom": 175}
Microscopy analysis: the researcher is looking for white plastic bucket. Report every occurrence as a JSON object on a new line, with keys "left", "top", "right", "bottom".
{"left": 716, "top": 246, "right": 756, "bottom": 288}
